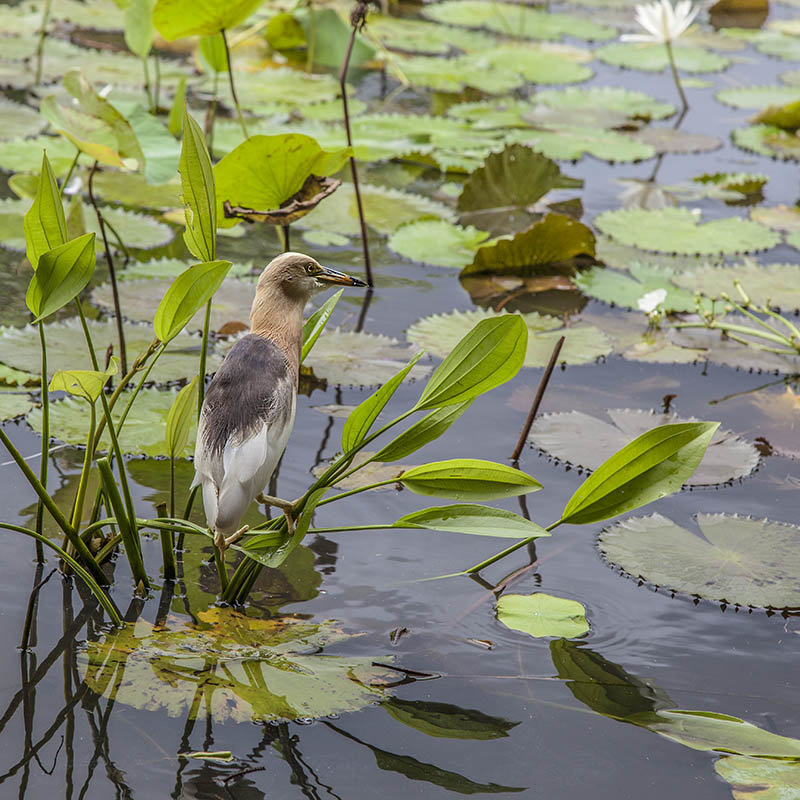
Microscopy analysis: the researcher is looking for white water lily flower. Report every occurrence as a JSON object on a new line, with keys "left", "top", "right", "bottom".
{"left": 637, "top": 288, "right": 668, "bottom": 313}
{"left": 621, "top": 0, "right": 699, "bottom": 44}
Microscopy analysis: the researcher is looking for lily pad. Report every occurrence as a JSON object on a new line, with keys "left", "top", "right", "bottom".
{"left": 598, "top": 513, "right": 800, "bottom": 608}
{"left": 463, "top": 214, "right": 596, "bottom": 275}
{"left": 406, "top": 308, "right": 612, "bottom": 367}
{"left": 120, "top": 257, "right": 256, "bottom": 281}
{"left": 90, "top": 170, "right": 182, "bottom": 210}
{"left": 593, "top": 208, "right": 780, "bottom": 255}
{"left": 595, "top": 236, "right": 719, "bottom": 272}
{"left": 750, "top": 204, "right": 800, "bottom": 234}
{"left": 630, "top": 127, "right": 722, "bottom": 154}
{"left": 28, "top": 386, "right": 197, "bottom": 457}
{"left": 595, "top": 42, "right": 731, "bottom": 73}
{"left": 0, "top": 391, "right": 35, "bottom": 421}
{"left": 421, "top": 1, "right": 616, "bottom": 41}
{"left": 313, "top": 451, "right": 411, "bottom": 491}
{"left": 716, "top": 85, "right": 800, "bottom": 109}
{"left": 388, "top": 220, "right": 491, "bottom": 269}
{"left": 529, "top": 408, "right": 759, "bottom": 485}
{"left": 0, "top": 319, "right": 221, "bottom": 386}
{"left": 496, "top": 593, "right": 589, "bottom": 638}
{"left": 0, "top": 98, "right": 46, "bottom": 141}
{"left": 366, "top": 14, "right": 497, "bottom": 55}
{"left": 508, "top": 126, "right": 655, "bottom": 163}
{"left": 303, "top": 329, "right": 431, "bottom": 387}
{"left": 670, "top": 262, "right": 800, "bottom": 310}
{"left": 0, "top": 136, "right": 80, "bottom": 174}
{"left": 533, "top": 87, "right": 675, "bottom": 121}
{"left": 80, "top": 608, "right": 387, "bottom": 722}
{"left": 575, "top": 263, "right": 701, "bottom": 312}
{"left": 715, "top": 755, "right": 800, "bottom": 799}
{"left": 733, "top": 124, "right": 800, "bottom": 161}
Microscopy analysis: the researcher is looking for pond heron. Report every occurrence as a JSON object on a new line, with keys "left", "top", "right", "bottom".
{"left": 192, "top": 252, "right": 367, "bottom": 553}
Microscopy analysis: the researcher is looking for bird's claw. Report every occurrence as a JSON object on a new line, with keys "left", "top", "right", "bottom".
{"left": 214, "top": 525, "right": 249, "bottom": 556}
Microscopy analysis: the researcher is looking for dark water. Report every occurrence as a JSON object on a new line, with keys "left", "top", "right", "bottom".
{"left": 1, "top": 5, "right": 800, "bottom": 799}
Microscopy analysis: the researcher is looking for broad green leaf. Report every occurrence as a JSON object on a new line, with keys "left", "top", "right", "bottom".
{"left": 265, "top": 13, "right": 306, "bottom": 51}
{"left": 213, "top": 134, "right": 351, "bottom": 228}
{"left": 165, "top": 375, "right": 198, "bottom": 458}
{"left": 154, "top": 260, "right": 232, "bottom": 342}
{"left": 594, "top": 207, "right": 780, "bottom": 256}
{"left": 198, "top": 33, "right": 228, "bottom": 73}
{"left": 40, "top": 68, "right": 144, "bottom": 170}
{"left": 294, "top": 8, "right": 376, "bottom": 69}
{"left": 531, "top": 409, "right": 758, "bottom": 486}
{"left": 24, "top": 152, "right": 67, "bottom": 269}
{"left": 382, "top": 698, "right": 518, "bottom": 740}
{"left": 179, "top": 109, "right": 216, "bottom": 261}
{"left": 26, "top": 233, "right": 96, "bottom": 321}
{"left": 398, "top": 459, "right": 542, "bottom": 500}
{"left": 394, "top": 503, "right": 549, "bottom": 538}
{"left": 341, "top": 352, "right": 424, "bottom": 453}
{"left": 388, "top": 220, "right": 491, "bottom": 269}
{"left": 415, "top": 315, "right": 527, "bottom": 410}
{"left": 49, "top": 357, "right": 119, "bottom": 403}
{"left": 168, "top": 77, "right": 186, "bottom": 137}
{"left": 496, "top": 593, "right": 589, "bottom": 638}
{"left": 598, "top": 512, "right": 800, "bottom": 609}
{"left": 124, "top": 0, "right": 155, "bottom": 58}
{"left": 372, "top": 402, "right": 471, "bottom": 463}
{"left": 125, "top": 105, "right": 180, "bottom": 185}
{"left": 300, "top": 290, "right": 342, "bottom": 363}
{"left": 559, "top": 422, "right": 719, "bottom": 525}
{"left": 153, "top": 0, "right": 263, "bottom": 39}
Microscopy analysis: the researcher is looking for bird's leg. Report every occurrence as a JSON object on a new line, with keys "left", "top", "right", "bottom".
{"left": 256, "top": 493, "right": 296, "bottom": 536}
{"left": 214, "top": 524, "right": 249, "bottom": 556}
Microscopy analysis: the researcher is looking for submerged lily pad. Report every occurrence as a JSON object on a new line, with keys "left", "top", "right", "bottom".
{"left": 406, "top": 308, "right": 612, "bottom": 367}
{"left": 598, "top": 513, "right": 800, "bottom": 608}
{"left": 80, "top": 608, "right": 387, "bottom": 722}
{"left": 28, "top": 387, "right": 197, "bottom": 457}
{"left": 388, "top": 220, "right": 491, "bottom": 269}
{"left": 496, "top": 593, "right": 589, "bottom": 639}
{"left": 529, "top": 408, "right": 759, "bottom": 485}
{"left": 303, "top": 329, "right": 431, "bottom": 387}
{"left": 594, "top": 208, "right": 780, "bottom": 255}
{"left": 0, "top": 319, "right": 221, "bottom": 385}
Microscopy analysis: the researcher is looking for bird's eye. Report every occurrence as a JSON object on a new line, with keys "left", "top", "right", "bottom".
{"left": 305, "top": 263, "right": 316, "bottom": 275}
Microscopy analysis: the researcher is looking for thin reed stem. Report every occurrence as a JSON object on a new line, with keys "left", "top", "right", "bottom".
{"left": 34, "top": 0, "right": 52, "bottom": 84}
{"left": 664, "top": 39, "right": 688, "bottom": 113}
{"left": 221, "top": 29, "right": 249, "bottom": 139}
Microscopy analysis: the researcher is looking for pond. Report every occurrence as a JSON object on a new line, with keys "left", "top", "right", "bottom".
{"left": 0, "top": 0, "right": 799, "bottom": 797}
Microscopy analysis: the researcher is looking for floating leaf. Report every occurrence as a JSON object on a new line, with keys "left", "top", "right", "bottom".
{"left": 394, "top": 504, "right": 549, "bottom": 539}
{"left": 716, "top": 85, "right": 800, "bottom": 109}
{"left": 463, "top": 214, "right": 596, "bottom": 275}
{"left": 598, "top": 513, "right": 800, "bottom": 609}
{"left": 715, "top": 755, "right": 800, "bottom": 799}
{"left": 313, "top": 451, "right": 411, "bottom": 491}
{"left": 594, "top": 208, "right": 780, "bottom": 255}
{"left": 126, "top": 105, "right": 180, "bottom": 185}
{"left": 367, "top": 14, "right": 497, "bottom": 55}
{"left": 422, "top": 1, "right": 616, "bottom": 41}
{"left": 595, "top": 42, "right": 730, "bottom": 73}
{"left": 733, "top": 124, "right": 800, "bottom": 161}
{"left": 407, "top": 308, "right": 612, "bottom": 367}
{"left": 533, "top": 87, "right": 675, "bottom": 121}
{"left": 90, "top": 171, "right": 182, "bottom": 210}
{"left": 670, "top": 262, "right": 800, "bottom": 310}
{"left": 0, "top": 98, "right": 46, "bottom": 141}
{"left": 302, "top": 329, "right": 431, "bottom": 387}
{"left": 80, "top": 608, "right": 387, "bottom": 722}
{"left": 508, "top": 126, "right": 655, "bottom": 163}
{"left": 630, "top": 127, "right": 722, "bottom": 154}
{"left": 388, "top": 220, "right": 491, "bottom": 269}
{"left": 0, "top": 392, "right": 35, "bottom": 421}
{"left": 119, "top": 257, "right": 255, "bottom": 281}
{"left": 496, "top": 593, "right": 589, "bottom": 638}
{"left": 530, "top": 408, "right": 758, "bottom": 486}
{"left": 214, "top": 134, "right": 351, "bottom": 228}
{"left": 0, "top": 319, "right": 221, "bottom": 385}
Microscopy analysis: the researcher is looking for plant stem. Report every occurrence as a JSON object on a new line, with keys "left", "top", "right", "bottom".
{"left": 157, "top": 502, "right": 176, "bottom": 581}
{"left": 664, "top": 39, "right": 688, "bottom": 113}
{"left": 306, "top": 0, "right": 316, "bottom": 72}
{"left": 673, "top": 319, "right": 793, "bottom": 347}
{"left": 316, "top": 478, "right": 400, "bottom": 507}
{"left": 511, "top": 335, "right": 564, "bottom": 462}
{"left": 87, "top": 161, "right": 127, "bottom": 373}
{"left": 153, "top": 51, "right": 161, "bottom": 110}
{"left": 464, "top": 520, "right": 561, "bottom": 574}
{"left": 34, "top": 0, "right": 52, "bottom": 85}
{"left": 206, "top": 71, "right": 219, "bottom": 151}
{"left": 221, "top": 29, "right": 249, "bottom": 140}
{"left": 0, "top": 523, "right": 121, "bottom": 625}
{"left": 142, "top": 56, "right": 155, "bottom": 113}
{"left": 214, "top": 546, "right": 229, "bottom": 593}
{"left": 307, "top": 524, "right": 396, "bottom": 533}
{"left": 197, "top": 300, "right": 212, "bottom": 419}
{"left": 60, "top": 150, "right": 80, "bottom": 197}
{"left": 339, "top": 24, "right": 373, "bottom": 287}
{"left": 34, "top": 324, "right": 48, "bottom": 557}
{"left": 70, "top": 403, "right": 96, "bottom": 530}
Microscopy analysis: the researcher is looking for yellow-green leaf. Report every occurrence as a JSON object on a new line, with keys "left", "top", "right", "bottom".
{"left": 399, "top": 459, "right": 542, "bottom": 500}
{"left": 24, "top": 151, "right": 67, "bottom": 269}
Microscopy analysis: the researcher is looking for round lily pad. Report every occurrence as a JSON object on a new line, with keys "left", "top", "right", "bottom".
{"left": 593, "top": 208, "right": 780, "bottom": 256}
{"left": 0, "top": 319, "right": 221, "bottom": 386}
{"left": 595, "top": 42, "right": 730, "bottom": 73}
{"left": 630, "top": 127, "right": 722, "bottom": 154}
{"left": 0, "top": 391, "right": 35, "bottom": 421}
{"left": 598, "top": 513, "right": 800, "bottom": 608}
{"left": 750, "top": 204, "right": 800, "bottom": 233}
{"left": 79, "top": 608, "right": 388, "bottom": 722}
{"left": 715, "top": 755, "right": 800, "bottom": 797}
{"left": 120, "top": 257, "right": 256, "bottom": 281}
{"left": 733, "top": 124, "right": 800, "bottom": 161}
{"left": 716, "top": 85, "right": 800, "bottom": 110}
{"left": 529, "top": 408, "right": 759, "bottom": 485}
{"left": 367, "top": 14, "right": 497, "bottom": 54}
{"left": 406, "top": 308, "right": 612, "bottom": 367}
{"left": 508, "top": 126, "right": 655, "bottom": 163}
{"left": 388, "top": 220, "right": 491, "bottom": 269}
{"left": 496, "top": 593, "right": 589, "bottom": 639}
{"left": 303, "top": 329, "right": 431, "bottom": 387}
{"left": 533, "top": 87, "right": 675, "bottom": 121}
{"left": 0, "top": 98, "right": 46, "bottom": 141}
{"left": 0, "top": 135, "right": 80, "bottom": 174}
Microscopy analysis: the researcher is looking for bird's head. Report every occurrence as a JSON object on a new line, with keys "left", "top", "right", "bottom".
{"left": 258, "top": 252, "right": 367, "bottom": 301}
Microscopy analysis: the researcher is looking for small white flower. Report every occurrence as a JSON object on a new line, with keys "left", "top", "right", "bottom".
{"left": 621, "top": 0, "right": 699, "bottom": 44}
{"left": 637, "top": 288, "right": 668, "bottom": 313}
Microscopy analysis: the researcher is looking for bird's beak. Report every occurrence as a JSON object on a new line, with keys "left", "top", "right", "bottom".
{"left": 317, "top": 265, "right": 367, "bottom": 287}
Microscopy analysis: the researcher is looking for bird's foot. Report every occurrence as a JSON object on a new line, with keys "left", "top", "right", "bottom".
{"left": 256, "top": 493, "right": 297, "bottom": 536}
{"left": 225, "top": 525, "right": 249, "bottom": 548}
{"left": 214, "top": 524, "right": 249, "bottom": 556}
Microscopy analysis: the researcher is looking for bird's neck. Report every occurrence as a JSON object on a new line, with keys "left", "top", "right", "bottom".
{"left": 249, "top": 288, "right": 305, "bottom": 381}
